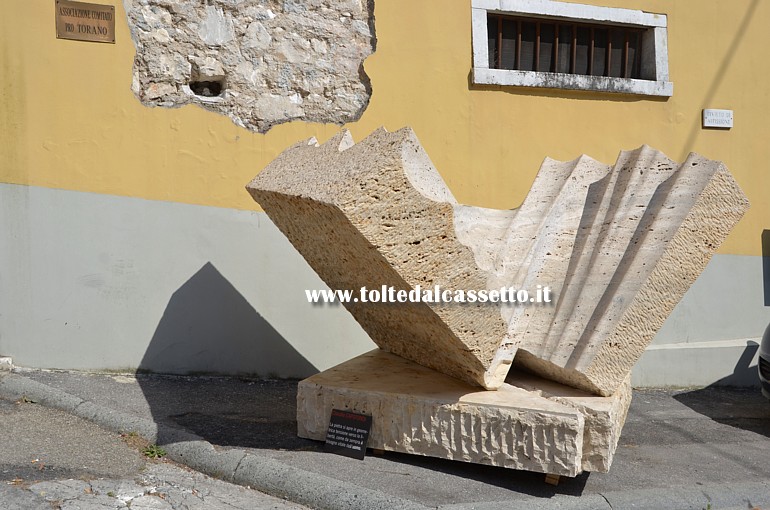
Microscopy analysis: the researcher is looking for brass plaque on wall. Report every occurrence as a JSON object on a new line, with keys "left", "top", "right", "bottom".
{"left": 56, "top": 0, "right": 115, "bottom": 44}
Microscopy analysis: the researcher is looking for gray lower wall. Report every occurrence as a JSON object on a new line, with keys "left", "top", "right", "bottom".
{"left": 0, "top": 183, "right": 375, "bottom": 378}
{"left": 633, "top": 253, "right": 770, "bottom": 387}
{"left": 1, "top": 183, "right": 769, "bottom": 386}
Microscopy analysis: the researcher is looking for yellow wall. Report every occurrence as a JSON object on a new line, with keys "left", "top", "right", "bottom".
{"left": 1, "top": 0, "right": 768, "bottom": 255}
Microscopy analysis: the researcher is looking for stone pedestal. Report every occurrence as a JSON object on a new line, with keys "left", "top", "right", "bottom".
{"left": 297, "top": 349, "right": 632, "bottom": 476}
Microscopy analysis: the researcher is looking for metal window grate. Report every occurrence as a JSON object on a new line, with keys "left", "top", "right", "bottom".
{"left": 487, "top": 14, "right": 643, "bottom": 79}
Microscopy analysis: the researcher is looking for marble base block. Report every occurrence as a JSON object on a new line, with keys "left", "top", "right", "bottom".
{"left": 297, "top": 350, "right": 632, "bottom": 476}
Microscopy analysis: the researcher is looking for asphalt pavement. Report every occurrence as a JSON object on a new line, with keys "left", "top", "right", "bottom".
{"left": 1, "top": 365, "right": 769, "bottom": 510}
{"left": 0, "top": 382, "right": 308, "bottom": 509}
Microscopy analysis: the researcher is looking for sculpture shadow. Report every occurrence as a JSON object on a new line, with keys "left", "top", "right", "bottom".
{"left": 136, "top": 262, "right": 318, "bottom": 449}
{"left": 673, "top": 341, "right": 770, "bottom": 438}
{"left": 675, "top": 229, "right": 770, "bottom": 437}
{"left": 373, "top": 449, "right": 590, "bottom": 497}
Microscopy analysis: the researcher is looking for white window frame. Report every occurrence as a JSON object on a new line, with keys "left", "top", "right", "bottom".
{"left": 471, "top": 0, "right": 673, "bottom": 97}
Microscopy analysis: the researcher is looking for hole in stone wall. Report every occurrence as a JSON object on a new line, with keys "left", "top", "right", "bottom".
{"left": 189, "top": 79, "right": 225, "bottom": 97}
{"left": 189, "top": 61, "right": 227, "bottom": 98}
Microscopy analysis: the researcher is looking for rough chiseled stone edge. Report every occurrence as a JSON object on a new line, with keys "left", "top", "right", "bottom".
{"left": 507, "top": 372, "right": 632, "bottom": 473}
{"left": 296, "top": 351, "right": 586, "bottom": 477}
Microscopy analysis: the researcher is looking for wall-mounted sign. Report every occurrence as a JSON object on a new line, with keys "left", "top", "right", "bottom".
{"left": 703, "top": 109, "right": 733, "bottom": 129}
{"left": 55, "top": 0, "right": 115, "bottom": 44}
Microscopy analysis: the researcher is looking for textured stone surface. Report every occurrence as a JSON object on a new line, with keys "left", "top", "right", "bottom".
{"left": 248, "top": 128, "right": 749, "bottom": 396}
{"left": 483, "top": 148, "right": 751, "bottom": 395}
{"left": 248, "top": 128, "right": 508, "bottom": 390}
{"left": 297, "top": 350, "right": 587, "bottom": 476}
{"left": 506, "top": 372, "right": 632, "bottom": 473}
{"left": 123, "top": 0, "right": 375, "bottom": 132}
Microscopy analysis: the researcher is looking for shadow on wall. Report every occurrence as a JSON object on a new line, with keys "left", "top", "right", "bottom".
{"left": 706, "top": 341, "right": 759, "bottom": 388}
{"left": 135, "top": 262, "right": 319, "bottom": 449}
{"left": 676, "top": 231, "right": 770, "bottom": 437}
{"left": 138, "top": 262, "right": 316, "bottom": 378}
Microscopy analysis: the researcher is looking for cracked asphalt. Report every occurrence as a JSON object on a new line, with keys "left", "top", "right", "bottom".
{"left": 0, "top": 394, "right": 307, "bottom": 509}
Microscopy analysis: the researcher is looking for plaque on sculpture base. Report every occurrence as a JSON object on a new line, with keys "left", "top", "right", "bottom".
{"left": 323, "top": 409, "right": 372, "bottom": 460}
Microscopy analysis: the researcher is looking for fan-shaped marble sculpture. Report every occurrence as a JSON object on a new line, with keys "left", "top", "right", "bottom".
{"left": 247, "top": 127, "right": 749, "bottom": 396}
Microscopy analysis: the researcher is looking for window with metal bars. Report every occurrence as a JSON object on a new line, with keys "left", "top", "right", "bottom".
{"left": 471, "top": 0, "right": 672, "bottom": 96}
{"left": 487, "top": 15, "right": 643, "bottom": 79}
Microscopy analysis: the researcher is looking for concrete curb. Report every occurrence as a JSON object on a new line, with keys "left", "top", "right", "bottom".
{"left": 0, "top": 372, "right": 427, "bottom": 510}
{"left": 1, "top": 371, "right": 769, "bottom": 510}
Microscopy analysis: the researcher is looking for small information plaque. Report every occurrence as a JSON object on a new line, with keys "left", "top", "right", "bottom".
{"left": 702, "top": 109, "right": 733, "bottom": 129}
{"left": 56, "top": 0, "right": 116, "bottom": 44}
{"left": 324, "top": 409, "right": 372, "bottom": 460}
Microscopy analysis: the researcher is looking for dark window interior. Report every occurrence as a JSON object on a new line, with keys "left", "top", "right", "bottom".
{"left": 487, "top": 14, "right": 644, "bottom": 79}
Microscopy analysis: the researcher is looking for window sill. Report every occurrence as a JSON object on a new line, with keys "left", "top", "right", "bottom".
{"left": 473, "top": 68, "right": 673, "bottom": 97}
